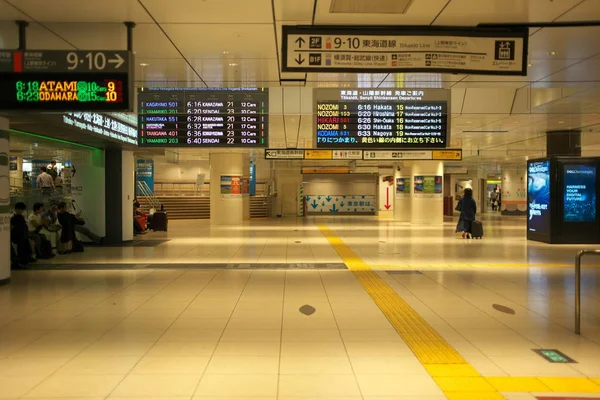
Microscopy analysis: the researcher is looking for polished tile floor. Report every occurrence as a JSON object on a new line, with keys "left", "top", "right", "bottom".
{"left": 1, "top": 215, "right": 600, "bottom": 399}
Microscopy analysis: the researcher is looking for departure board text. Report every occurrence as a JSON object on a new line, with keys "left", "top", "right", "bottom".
{"left": 138, "top": 88, "right": 268, "bottom": 148}
{"left": 314, "top": 88, "right": 450, "bottom": 149}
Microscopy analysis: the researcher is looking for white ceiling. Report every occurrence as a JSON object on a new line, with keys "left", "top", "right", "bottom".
{"left": 2, "top": 0, "right": 600, "bottom": 165}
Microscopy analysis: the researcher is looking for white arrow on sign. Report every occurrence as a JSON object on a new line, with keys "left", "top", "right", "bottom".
{"left": 108, "top": 53, "right": 125, "bottom": 69}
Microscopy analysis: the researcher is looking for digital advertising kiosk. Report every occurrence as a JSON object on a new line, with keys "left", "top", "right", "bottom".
{"left": 527, "top": 157, "right": 600, "bottom": 244}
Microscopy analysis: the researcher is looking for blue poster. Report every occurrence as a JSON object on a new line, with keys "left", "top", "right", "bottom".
{"left": 528, "top": 161, "right": 551, "bottom": 233}
{"left": 564, "top": 164, "right": 596, "bottom": 222}
{"left": 136, "top": 159, "right": 154, "bottom": 195}
{"left": 249, "top": 162, "right": 256, "bottom": 196}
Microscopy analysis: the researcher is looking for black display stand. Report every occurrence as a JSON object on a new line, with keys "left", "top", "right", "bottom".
{"left": 527, "top": 157, "right": 600, "bottom": 244}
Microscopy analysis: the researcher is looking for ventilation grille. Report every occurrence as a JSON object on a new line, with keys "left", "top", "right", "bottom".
{"left": 330, "top": 0, "right": 414, "bottom": 14}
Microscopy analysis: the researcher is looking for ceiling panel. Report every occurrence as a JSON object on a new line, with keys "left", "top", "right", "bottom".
{"left": 140, "top": 0, "right": 272, "bottom": 23}
{"left": 0, "top": 1, "right": 28, "bottom": 20}
{"left": 163, "top": 24, "right": 276, "bottom": 58}
{"left": 274, "top": 0, "right": 315, "bottom": 22}
{"left": 5, "top": 0, "right": 151, "bottom": 22}
{"left": 528, "top": 27, "right": 600, "bottom": 60}
{"left": 0, "top": 21, "right": 18, "bottom": 49}
{"left": 314, "top": 0, "right": 449, "bottom": 25}
{"left": 44, "top": 23, "right": 181, "bottom": 59}
{"left": 23, "top": 23, "right": 74, "bottom": 49}
{"left": 433, "top": 0, "right": 583, "bottom": 26}
{"left": 555, "top": 0, "right": 600, "bottom": 21}
{"left": 538, "top": 57, "right": 600, "bottom": 83}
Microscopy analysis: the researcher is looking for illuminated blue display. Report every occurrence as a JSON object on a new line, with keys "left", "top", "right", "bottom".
{"left": 564, "top": 164, "right": 596, "bottom": 222}
{"left": 528, "top": 161, "right": 551, "bottom": 233}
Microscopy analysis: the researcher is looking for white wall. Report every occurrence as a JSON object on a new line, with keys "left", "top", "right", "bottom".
{"left": 303, "top": 174, "right": 377, "bottom": 196}
{"left": 122, "top": 151, "right": 134, "bottom": 241}
{"left": 71, "top": 165, "right": 106, "bottom": 238}
{"left": 274, "top": 168, "right": 302, "bottom": 217}
{"left": 411, "top": 161, "right": 444, "bottom": 225}
{"left": 210, "top": 153, "right": 248, "bottom": 225}
{"left": 154, "top": 159, "right": 210, "bottom": 182}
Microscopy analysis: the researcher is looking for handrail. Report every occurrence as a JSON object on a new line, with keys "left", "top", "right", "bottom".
{"left": 136, "top": 181, "right": 160, "bottom": 210}
{"left": 574, "top": 249, "right": 600, "bottom": 334}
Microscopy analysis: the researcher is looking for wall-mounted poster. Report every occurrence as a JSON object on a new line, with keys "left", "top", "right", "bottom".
{"left": 564, "top": 164, "right": 596, "bottom": 222}
{"left": 527, "top": 161, "right": 550, "bottom": 233}
{"left": 396, "top": 177, "right": 410, "bottom": 198}
{"left": 414, "top": 176, "right": 442, "bottom": 196}
{"left": 221, "top": 175, "right": 243, "bottom": 198}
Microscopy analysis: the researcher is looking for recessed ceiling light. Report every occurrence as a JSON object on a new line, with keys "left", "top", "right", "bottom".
{"left": 528, "top": 63, "right": 532, "bottom": 67}
{"left": 223, "top": 51, "right": 229, "bottom": 54}
{"left": 228, "top": 63, "right": 238, "bottom": 67}
{"left": 548, "top": 51, "right": 556, "bottom": 56}
{"left": 558, "top": 121, "right": 564, "bottom": 124}
{"left": 139, "top": 62, "right": 150, "bottom": 67}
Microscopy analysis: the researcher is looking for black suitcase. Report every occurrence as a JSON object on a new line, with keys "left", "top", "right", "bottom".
{"left": 151, "top": 211, "right": 168, "bottom": 231}
{"left": 471, "top": 220, "right": 484, "bottom": 239}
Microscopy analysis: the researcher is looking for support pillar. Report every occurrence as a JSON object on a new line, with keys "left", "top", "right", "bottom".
{"left": 104, "top": 149, "right": 134, "bottom": 244}
{"left": 547, "top": 130, "right": 581, "bottom": 156}
{"left": 210, "top": 152, "right": 249, "bottom": 225}
{"left": 501, "top": 164, "right": 527, "bottom": 216}
{"left": 394, "top": 163, "right": 412, "bottom": 222}
{"left": 411, "top": 161, "right": 444, "bottom": 225}
{"left": 0, "top": 117, "right": 10, "bottom": 284}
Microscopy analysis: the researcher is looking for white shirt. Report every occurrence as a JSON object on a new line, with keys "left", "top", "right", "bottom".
{"left": 36, "top": 172, "right": 54, "bottom": 188}
{"left": 27, "top": 212, "right": 43, "bottom": 232}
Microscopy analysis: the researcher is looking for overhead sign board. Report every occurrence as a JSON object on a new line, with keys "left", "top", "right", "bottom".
{"left": 62, "top": 112, "right": 138, "bottom": 145}
{"left": 265, "top": 149, "right": 304, "bottom": 160}
{"left": 305, "top": 150, "right": 333, "bottom": 160}
{"left": 332, "top": 150, "right": 363, "bottom": 160}
{"left": 265, "top": 149, "right": 461, "bottom": 161}
{"left": 137, "top": 88, "right": 268, "bottom": 148}
{"left": 315, "top": 88, "right": 450, "bottom": 149}
{"left": 282, "top": 25, "right": 528, "bottom": 75}
{"left": 363, "top": 150, "right": 433, "bottom": 161}
{"left": 0, "top": 50, "right": 132, "bottom": 111}
{"left": 432, "top": 150, "right": 462, "bottom": 160}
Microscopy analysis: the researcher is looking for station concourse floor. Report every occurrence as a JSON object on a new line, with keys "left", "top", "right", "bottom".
{"left": 2, "top": 215, "right": 600, "bottom": 400}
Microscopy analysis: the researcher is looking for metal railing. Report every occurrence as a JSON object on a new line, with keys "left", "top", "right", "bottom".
{"left": 136, "top": 181, "right": 160, "bottom": 211}
{"left": 574, "top": 249, "right": 600, "bottom": 334}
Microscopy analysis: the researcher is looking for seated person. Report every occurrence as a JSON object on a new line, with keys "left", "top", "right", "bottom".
{"left": 57, "top": 201, "right": 75, "bottom": 253}
{"left": 43, "top": 202, "right": 62, "bottom": 251}
{"left": 133, "top": 201, "right": 147, "bottom": 234}
{"left": 63, "top": 203, "right": 102, "bottom": 244}
{"left": 27, "top": 202, "right": 54, "bottom": 259}
{"left": 11, "top": 202, "right": 34, "bottom": 267}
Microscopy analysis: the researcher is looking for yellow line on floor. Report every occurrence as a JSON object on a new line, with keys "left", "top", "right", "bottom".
{"left": 371, "top": 263, "right": 575, "bottom": 269}
{"left": 317, "top": 224, "right": 600, "bottom": 399}
{"left": 318, "top": 224, "right": 465, "bottom": 366}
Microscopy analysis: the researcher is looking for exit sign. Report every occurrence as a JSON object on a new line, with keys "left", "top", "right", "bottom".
{"left": 533, "top": 349, "right": 577, "bottom": 363}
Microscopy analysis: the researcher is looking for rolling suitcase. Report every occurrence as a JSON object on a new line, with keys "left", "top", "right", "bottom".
{"left": 471, "top": 220, "right": 484, "bottom": 239}
{"left": 151, "top": 211, "right": 168, "bottom": 231}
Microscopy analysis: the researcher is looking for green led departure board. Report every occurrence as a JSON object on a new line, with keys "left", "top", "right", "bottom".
{"left": 0, "top": 50, "right": 132, "bottom": 111}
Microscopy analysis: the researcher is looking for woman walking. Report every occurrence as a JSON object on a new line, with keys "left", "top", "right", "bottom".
{"left": 456, "top": 188, "right": 477, "bottom": 239}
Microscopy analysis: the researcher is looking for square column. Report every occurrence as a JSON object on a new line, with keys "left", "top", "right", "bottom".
{"left": 210, "top": 152, "right": 250, "bottom": 225}
{"left": 411, "top": 161, "right": 444, "bottom": 225}
{"left": 0, "top": 117, "right": 9, "bottom": 284}
{"left": 104, "top": 149, "right": 134, "bottom": 244}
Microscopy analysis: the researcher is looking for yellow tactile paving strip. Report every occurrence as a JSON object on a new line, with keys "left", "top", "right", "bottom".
{"left": 371, "top": 263, "right": 578, "bottom": 269}
{"left": 318, "top": 224, "right": 600, "bottom": 399}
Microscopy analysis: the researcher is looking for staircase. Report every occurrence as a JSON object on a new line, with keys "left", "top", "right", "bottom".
{"left": 250, "top": 196, "right": 271, "bottom": 218}
{"left": 137, "top": 196, "right": 271, "bottom": 220}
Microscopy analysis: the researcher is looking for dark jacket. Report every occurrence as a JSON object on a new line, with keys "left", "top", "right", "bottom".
{"left": 10, "top": 213, "right": 29, "bottom": 244}
{"left": 458, "top": 196, "right": 477, "bottom": 221}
